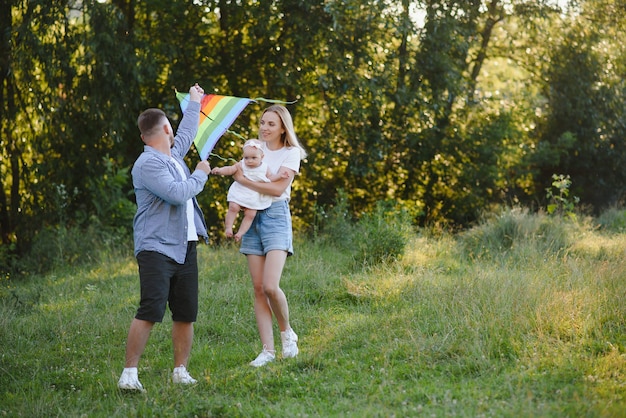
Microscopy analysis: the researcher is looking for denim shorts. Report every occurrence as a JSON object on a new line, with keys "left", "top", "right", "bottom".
{"left": 135, "top": 242, "right": 199, "bottom": 323}
{"left": 240, "top": 200, "right": 293, "bottom": 256}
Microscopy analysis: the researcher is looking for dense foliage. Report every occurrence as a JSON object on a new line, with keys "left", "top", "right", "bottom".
{"left": 1, "top": 0, "right": 625, "bottom": 272}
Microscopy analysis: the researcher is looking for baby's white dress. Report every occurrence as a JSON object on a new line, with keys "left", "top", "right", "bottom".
{"left": 227, "top": 161, "right": 273, "bottom": 210}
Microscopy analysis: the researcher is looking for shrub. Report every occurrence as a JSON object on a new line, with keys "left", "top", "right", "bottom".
{"left": 315, "top": 192, "right": 412, "bottom": 268}
{"left": 459, "top": 207, "right": 575, "bottom": 260}
{"left": 313, "top": 189, "right": 354, "bottom": 248}
{"left": 546, "top": 174, "right": 579, "bottom": 219}
{"left": 595, "top": 207, "right": 626, "bottom": 233}
{"left": 20, "top": 223, "right": 132, "bottom": 275}
{"left": 352, "top": 201, "right": 412, "bottom": 266}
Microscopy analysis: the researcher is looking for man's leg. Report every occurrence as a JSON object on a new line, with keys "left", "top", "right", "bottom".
{"left": 118, "top": 318, "right": 154, "bottom": 392}
{"left": 170, "top": 242, "right": 198, "bottom": 384}
{"left": 124, "top": 318, "right": 155, "bottom": 367}
{"left": 172, "top": 321, "right": 194, "bottom": 367}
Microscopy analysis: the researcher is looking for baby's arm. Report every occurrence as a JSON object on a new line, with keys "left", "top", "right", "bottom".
{"left": 211, "top": 162, "right": 240, "bottom": 176}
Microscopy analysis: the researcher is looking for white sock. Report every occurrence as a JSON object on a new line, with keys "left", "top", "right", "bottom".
{"left": 123, "top": 367, "right": 138, "bottom": 376}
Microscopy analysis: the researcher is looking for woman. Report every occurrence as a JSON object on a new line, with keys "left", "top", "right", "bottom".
{"left": 219, "top": 104, "right": 306, "bottom": 367}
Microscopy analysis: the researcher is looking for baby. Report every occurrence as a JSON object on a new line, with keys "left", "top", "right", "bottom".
{"left": 211, "top": 139, "right": 287, "bottom": 241}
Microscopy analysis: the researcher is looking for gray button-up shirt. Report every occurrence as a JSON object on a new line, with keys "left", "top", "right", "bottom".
{"left": 131, "top": 101, "right": 209, "bottom": 264}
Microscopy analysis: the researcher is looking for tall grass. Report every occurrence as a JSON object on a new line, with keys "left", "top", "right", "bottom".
{"left": 1, "top": 208, "right": 625, "bottom": 417}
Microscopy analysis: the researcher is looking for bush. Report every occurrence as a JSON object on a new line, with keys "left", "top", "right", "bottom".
{"left": 313, "top": 190, "right": 354, "bottom": 248}
{"left": 20, "top": 223, "right": 132, "bottom": 275}
{"left": 0, "top": 241, "right": 19, "bottom": 277}
{"left": 315, "top": 193, "right": 412, "bottom": 268}
{"left": 459, "top": 207, "right": 575, "bottom": 260}
{"left": 595, "top": 207, "right": 626, "bottom": 233}
{"left": 352, "top": 201, "right": 412, "bottom": 266}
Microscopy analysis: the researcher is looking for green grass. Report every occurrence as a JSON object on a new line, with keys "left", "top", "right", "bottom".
{"left": 1, "top": 214, "right": 626, "bottom": 417}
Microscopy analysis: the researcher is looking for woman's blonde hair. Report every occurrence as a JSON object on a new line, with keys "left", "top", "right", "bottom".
{"left": 262, "top": 105, "right": 307, "bottom": 160}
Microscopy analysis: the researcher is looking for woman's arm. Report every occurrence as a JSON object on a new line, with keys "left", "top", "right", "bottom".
{"left": 234, "top": 166, "right": 294, "bottom": 197}
{"left": 267, "top": 168, "right": 290, "bottom": 182}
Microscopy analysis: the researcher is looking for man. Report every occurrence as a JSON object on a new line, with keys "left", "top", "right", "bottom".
{"left": 118, "top": 84, "right": 211, "bottom": 392}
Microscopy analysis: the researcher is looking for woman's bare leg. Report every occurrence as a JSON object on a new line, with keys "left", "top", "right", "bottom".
{"left": 248, "top": 254, "right": 275, "bottom": 350}
{"left": 258, "top": 250, "right": 290, "bottom": 331}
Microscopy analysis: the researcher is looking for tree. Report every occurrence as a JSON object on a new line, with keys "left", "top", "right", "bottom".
{"left": 3, "top": 0, "right": 626, "bottom": 270}
{"left": 1, "top": 0, "right": 146, "bottom": 261}
{"left": 531, "top": 0, "right": 626, "bottom": 210}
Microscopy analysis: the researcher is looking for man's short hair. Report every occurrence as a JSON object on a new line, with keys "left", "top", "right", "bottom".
{"left": 137, "top": 108, "right": 167, "bottom": 137}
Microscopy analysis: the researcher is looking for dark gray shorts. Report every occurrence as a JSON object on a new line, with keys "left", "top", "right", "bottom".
{"left": 135, "top": 242, "right": 198, "bottom": 323}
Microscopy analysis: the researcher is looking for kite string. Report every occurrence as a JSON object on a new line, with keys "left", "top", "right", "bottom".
{"left": 209, "top": 152, "right": 238, "bottom": 164}
{"left": 206, "top": 126, "right": 246, "bottom": 164}
{"left": 251, "top": 97, "right": 298, "bottom": 105}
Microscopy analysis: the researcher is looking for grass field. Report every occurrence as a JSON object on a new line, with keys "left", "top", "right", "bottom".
{"left": 1, "top": 210, "right": 625, "bottom": 417}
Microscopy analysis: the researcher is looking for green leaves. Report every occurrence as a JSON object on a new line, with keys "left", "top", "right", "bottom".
{"left": 545, "top": 174, "right": 579, "bottom": 219}
{"left": 3, "top": 0, "right": 626, "bottom": 263}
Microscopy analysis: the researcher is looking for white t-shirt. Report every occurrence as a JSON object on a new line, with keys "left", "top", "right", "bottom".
{"left": 171, "top": 158, "right": 198, "bottom": 241}
{"left": 261, "top": 142, "right": 301, "bottom": 202}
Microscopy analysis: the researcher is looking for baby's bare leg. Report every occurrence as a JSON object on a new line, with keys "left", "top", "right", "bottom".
{"left": 235, "top": 208, "right": 257, "bottom": 242}
{"left": 225, "top": 202, "right": 242, "bottom": 238}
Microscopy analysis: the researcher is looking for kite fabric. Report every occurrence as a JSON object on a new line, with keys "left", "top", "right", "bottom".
{"left": 177, "top": 91, "right": 251, "bottom": 160}
{"left": 176, "top": 90, "right": 297, "bottom": 160}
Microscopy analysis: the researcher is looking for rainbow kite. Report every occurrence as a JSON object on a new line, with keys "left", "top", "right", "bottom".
{"left": 176, "top": 90, "right": 296, "bottom": 160}
{"left": 177, "top": 91, "right": 251, "bottom": 160}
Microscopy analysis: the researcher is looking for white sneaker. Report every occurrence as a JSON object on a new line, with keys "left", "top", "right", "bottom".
{"left": 249, "top": 347, "right": 276, "bottom": 367}
{"left": 172, "top": 365, "right": 197, "bottom": 384}
{"left": 118, "top": 368, "right": 146, "bottom": 393}
{"left": 281, "top": 328, "right": 299, "bottom": 359}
